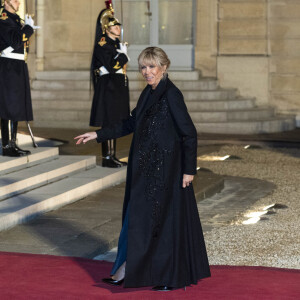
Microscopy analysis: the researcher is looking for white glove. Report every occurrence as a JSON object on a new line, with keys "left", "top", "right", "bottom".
{"left": 25, "top": 15, "right": 34, "bottom": 27}
{"left": 24, "top": 14, "right": 41, "bottom": 30}
{"left": 118, "top": 43, "right": 128, "bottom": 55}
{"left": 117, "top": 42, "right": 130, "bottom": 61}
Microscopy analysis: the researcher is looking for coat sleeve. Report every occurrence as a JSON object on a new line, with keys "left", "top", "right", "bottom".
{"left": 96, "top": 108, "right": 136, "bottom": 143}
{"left": 0, "top": 23, "right": 33, "bottom": 50}
{"left": 97, "top": 46, "right": 128, "bottom": 74}
{"left": 167, "top": 88, "right": 198, "bottom": 175}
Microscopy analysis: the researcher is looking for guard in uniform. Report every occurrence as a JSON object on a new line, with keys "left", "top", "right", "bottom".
{"left": 0, "top": 0, "right": 38, "bottom": 156}
{"left": 90, "top": 1, "right": 130, "bottom": 168}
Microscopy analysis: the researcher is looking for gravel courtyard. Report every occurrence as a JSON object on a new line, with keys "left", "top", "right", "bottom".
{"left": 199, "top": 145, "right": 300, "bottom": 270}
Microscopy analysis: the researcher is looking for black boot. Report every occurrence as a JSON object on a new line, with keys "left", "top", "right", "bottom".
{"left": 101, "top": 140, "right": 121, "bottom": 168}
{"left": 111, "top": 139, "right": 127, "bottom": 166}
{"left": 1, "top": 119, "right": 23, "bottom": 157}
{"left": 10, "top": 121, "right": 31, "bottom": 155}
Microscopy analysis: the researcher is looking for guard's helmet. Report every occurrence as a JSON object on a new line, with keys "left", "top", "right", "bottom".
{"left": 100, "top": 3, "right": 121, "bottom": 34}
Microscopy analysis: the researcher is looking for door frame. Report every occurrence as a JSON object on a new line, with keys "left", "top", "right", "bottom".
{"left": 113, "top": 0, "right": 196, "bottom": 70}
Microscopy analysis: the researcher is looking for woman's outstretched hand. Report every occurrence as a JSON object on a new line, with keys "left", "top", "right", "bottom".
{"left": 182, "top": 174, "right": 194, "bottom": 188}
{"left": 74, "top": 132, "right": 97, "bottom": 145}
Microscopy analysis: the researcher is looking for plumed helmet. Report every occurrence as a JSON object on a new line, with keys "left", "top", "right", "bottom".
{"left": 0, "top": 0, "right": 4, "bottom": 15}
{"left": 100, "top": 1, "right": 121, "bottom": 34}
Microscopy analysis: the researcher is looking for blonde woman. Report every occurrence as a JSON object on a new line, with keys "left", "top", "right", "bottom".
{"left": 75, "top": 47, "right": 210, "bottom": 291}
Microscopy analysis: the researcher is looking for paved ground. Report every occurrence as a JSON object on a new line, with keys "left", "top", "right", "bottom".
{"left": 201, "top": 144, "right": 300, "bottom": 269}
{"left": 95, "top": 175, "right": 276, "bottom": 262}
{"left": 0, "top": 127, "right": 224, "bottom": 258}
{"left": 0, "top": 126, "right": 299, "bottom": 268}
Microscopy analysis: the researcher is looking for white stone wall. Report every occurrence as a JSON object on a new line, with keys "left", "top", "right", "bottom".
{"left": 199, "top": 0, "right": 300, "bottom": 124}
{"left": 269, "top": 0, "right": 300, "bottom": 126}
{"left": 42, "top": 0, "right": 105, "bottom": 70}
{"left": 27, "top": 0, "right": 299, "bottom": 125}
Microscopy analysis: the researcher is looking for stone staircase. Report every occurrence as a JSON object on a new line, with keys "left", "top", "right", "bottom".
{"left": 31, "top": 71, "right": 296, "bottom": 134}
{"left": 0, "top": 134, "right": 127, "bottom": 232}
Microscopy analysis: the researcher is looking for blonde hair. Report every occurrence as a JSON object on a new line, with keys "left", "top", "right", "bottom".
{"left": 138, "top": 47, "right": 170, "bottom": 77}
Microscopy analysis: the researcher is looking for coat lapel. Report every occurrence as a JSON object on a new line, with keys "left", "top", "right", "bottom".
{"left": 142, "top": 77, "right": 169, "bottom": 115}
{"left": 136, "top": 85, "right": 151, "bottom": 120}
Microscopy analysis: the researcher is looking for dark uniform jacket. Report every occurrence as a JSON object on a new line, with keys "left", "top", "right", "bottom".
{"left": 90, "top": 34, "right": 130, "bottom": 127}
{"left": 96, "top": 77, "right": 211, "bottom": 288}
{"left": 0, "top": 9, "right": 34, "bottom": 121}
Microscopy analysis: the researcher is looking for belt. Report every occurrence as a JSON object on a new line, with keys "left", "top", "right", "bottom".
{"left": 98, "top": 66, "right": 123, "bottom": 76}
{"left": 1, "top": 52, "right": 25, "bottom": 60}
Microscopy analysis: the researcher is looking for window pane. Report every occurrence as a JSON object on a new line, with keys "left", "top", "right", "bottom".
{"left": 159, "top": 0, "right": 193, "bottom": 45}
{"left": 114, "top": 1, "right": 150, "bottom": 45}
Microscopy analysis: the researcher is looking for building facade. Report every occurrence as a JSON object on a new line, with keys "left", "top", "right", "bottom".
{"left": 25, "top": 0, "right": 300, "bottom": 127}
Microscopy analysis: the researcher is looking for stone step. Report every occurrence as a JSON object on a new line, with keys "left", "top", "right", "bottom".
{"left": 32, "top": 105, "right": 273, "bottom": 123}
{"left": 131, "top": 89, "right": 238, "bottom": 102}
{"left": 0, "top": 147, "right": 59, "bottom": 176}
{"left": 194, "top": 115, "right": 296, "bottom": 134}
{"left": 32, "top": 80, "right": 91, "bottom": 91}
{"left": 129, "top": 98, "right": 256, "bottom": 111}
{"left": 32, "top": 115, "right": 296, "bottom": 133}
{"left": 0, "top": 155, "right": 96, "bottom": 200}
{"left": 31, "top": 88, "right": 237, "bottom": 102}
{"left": 190, "top": 107, "right": 275, "bottom": 122}
{"left": 32, "top": 78, "right": 218, "bottom": 91}
{"left": 35, "top": 70, "right": 201, "bottom": 81}
{"left": 130, "top": 78, "right": 218, "bottom": 91}
{"left": 31, "top": 90, "right": 93, "bottom": 101}
{"left": 33, "top": 110, "right": 90, "bottom": 122}
{"left": 33, "top": 97, "right": 255, "bottom": 112}
{"left": 32, "top": 100, "right": 92, "bottom": 110}
{"left": 31, "top": 120, "right": 91, "bottom": 129}
{"left": 0, "top": 166, "right": 127, "bottom": 231}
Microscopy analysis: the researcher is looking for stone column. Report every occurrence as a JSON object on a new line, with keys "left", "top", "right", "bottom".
{"left": 217, "top": 0, "right": 270, "bottom": 105}
{"left": 194, "top": 0, "right": 218, "bottom": 77}
{"left": 36, "top": 0, "right": 45, "bottom": 71}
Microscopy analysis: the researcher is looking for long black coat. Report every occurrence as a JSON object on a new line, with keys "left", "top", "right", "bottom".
{"left": 90, "top": 34, "right": 130, "bottom": 127}
{"left": 0, "top": 9, "right": 34, "bottom": 121}
{"left": 96, "top": 77, "right": 210, "bottom": 288}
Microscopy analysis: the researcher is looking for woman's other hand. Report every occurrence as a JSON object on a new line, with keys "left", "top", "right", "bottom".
{"left": 74, "top": 132, "right": 97, "bottom": 145}
{"left": 182, "top": 174, "right": 194, "bottom": 188}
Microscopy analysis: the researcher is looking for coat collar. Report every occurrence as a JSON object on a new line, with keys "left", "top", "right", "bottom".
{"left": 104, "top": 34, "right": 120, "bottom": 45}
{"left": 2, "top": 9, "right": 20, "bottom": 24}
{"left": 143, "top": 76, "right": 169, "bottom": 113}
{"left": 135, "top": 85, "right": 151, "bottom": 120}
{"left": 136, "top": 76, "right": 169, "bottom": 121}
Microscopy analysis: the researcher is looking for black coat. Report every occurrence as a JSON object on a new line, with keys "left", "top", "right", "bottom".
{"left": 0, "top": 9, "right": 34, "bottom": 121}
{"left": 96, "top": 77, "right": 211, "bottom": 288}
{"left": 90, "top": 34, "right": 130, "bottom": 127}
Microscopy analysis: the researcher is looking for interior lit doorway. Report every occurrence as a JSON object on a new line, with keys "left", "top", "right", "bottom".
{"left": 113, "top": 0, "right": 195, "bottom": 70}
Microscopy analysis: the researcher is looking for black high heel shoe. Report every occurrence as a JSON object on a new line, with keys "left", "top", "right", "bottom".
{"left": 152, "top": 286, "right": 173, "bottom": 291}
{"left": 102, "top": 277, "right": 124, "bottom": 286}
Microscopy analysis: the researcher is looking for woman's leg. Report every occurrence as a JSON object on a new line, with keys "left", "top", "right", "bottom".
{"left": 110, "top": 204, "right": 130, "bottom": 278}
{"left": 112, "top": 261, "right": 126, "bottom": 281}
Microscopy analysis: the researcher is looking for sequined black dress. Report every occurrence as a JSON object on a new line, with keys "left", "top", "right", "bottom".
{"left": 96, "top": 77, "right": 211, "bottom": 288}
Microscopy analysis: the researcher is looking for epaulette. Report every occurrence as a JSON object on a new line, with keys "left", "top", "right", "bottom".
{"left": 98, "top": 37, "right": 107, "bottom": 47}
{"left": 0, "top": 12, "right": 8, "bottom": 21}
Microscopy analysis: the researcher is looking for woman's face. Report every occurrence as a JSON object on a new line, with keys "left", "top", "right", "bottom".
{"left": 141, "top": 63, "right": 166, "bottom": 89}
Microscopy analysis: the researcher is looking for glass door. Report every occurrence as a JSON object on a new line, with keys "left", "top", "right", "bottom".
{"left": 113, "top": 0, "right": 195, "bottom": 70}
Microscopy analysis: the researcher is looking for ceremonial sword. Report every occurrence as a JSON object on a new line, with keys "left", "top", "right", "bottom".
{"left": 25, "top": 0, "right": 38, "bottom": 148}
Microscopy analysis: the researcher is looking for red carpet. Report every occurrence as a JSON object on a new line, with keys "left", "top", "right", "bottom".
{"left": 0, "top": 252, "right": 299, "bottom": 299}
